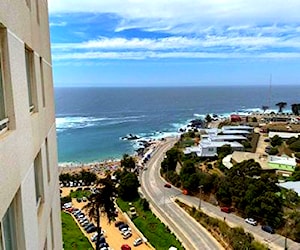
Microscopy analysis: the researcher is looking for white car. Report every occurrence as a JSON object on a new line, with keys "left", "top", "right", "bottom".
{"left": 245, "top": 218, "right": 257, "bottom": 226}
{"left": 121, "top": 227, "right": 131, "bottom": 235}
{"left": 133, "top": 237, "right": 143, "bottom": 246}
{"left": 122, "top": 231, "right": 132, "bottom": 239}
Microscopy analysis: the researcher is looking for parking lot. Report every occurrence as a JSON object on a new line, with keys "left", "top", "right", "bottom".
{"left": 62, "top": 187, "right": 152, "bottom": 250}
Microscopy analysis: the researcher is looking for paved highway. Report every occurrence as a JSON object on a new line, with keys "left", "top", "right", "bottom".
{"left": 141, "top": 138, "right": 223, "bottom": 250}
{"left": 140, "top": 138, "right": 300, "bottom": 250}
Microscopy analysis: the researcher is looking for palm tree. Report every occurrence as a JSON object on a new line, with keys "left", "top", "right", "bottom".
{"left": 262, "top": 106, "right": 269, "bottom": 113}
{"left": 276, "top": 102, "right": 287, "bottom": 113}
{"left": 83, "top": 175, "right": 116, "bottom": 250}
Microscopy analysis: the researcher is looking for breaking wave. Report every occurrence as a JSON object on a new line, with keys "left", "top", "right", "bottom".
{"left": 56, "top": 115, "right": 144, "bottom": 132}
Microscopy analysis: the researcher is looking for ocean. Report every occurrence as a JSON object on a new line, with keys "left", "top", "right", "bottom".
{"left": 55, "top": 85, "right": 300, "bottom": 163}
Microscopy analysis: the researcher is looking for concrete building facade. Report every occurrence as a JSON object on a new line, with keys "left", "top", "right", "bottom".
{"left": 0, "top": 0, "right": 62, "bottom": 249}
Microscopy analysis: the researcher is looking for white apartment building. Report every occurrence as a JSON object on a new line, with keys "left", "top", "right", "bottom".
{"left": 0, "top": 0, "right": 62, "bottom": 249}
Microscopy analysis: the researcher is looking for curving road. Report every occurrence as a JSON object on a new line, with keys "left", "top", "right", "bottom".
{"left": 140, "top": 138, "right": 223, "bottom": 250}
{"left": 140, "top": 138, "right": 300, "bottom": 250}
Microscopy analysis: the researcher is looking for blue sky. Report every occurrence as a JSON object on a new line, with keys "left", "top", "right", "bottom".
{"left": 49, "top": 0, "right": 300, "bottom": 87}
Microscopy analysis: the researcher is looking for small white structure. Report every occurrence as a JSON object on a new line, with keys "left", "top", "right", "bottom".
{"left": 209, "top": 135, "right": 247, "bottom": 142}
{"left": 221, "top": 129, "right": 250, "bottom": 135}
{"left": 222, "top": 154, "right": 233, "bottom": 169}
{"left": 268, "top": 131, "right": 300, "bottom": 139}
{"left": 222, "top": 125, "right": 254, "bottom": 131}
{"left": 184, "top": 141, "right": 243, "bottom": 157}
{"left": 278, "top": 181, "right": 300, "bottom": 196}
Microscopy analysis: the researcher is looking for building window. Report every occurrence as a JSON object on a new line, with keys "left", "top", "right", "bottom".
{"left": 45, "top": 138, "right": 50, "bottom": 182}
{"left": 0, "top": 29, "right": 8, "bottom": 133}
{"left": 1, "top": 189, "right": 24, "bottom": 250}
{"left": 34, "top": 151, "right": 44, "bottom": 207}
{"left": 25, "top": 47, "right": 37, "bottom": 113}
{"left": 39, "top": 57, "right": 46, "bottom": 107}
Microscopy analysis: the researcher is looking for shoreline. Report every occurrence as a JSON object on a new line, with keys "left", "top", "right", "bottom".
{"left": 58, "top": 136, "right": 176, "bottom": 175}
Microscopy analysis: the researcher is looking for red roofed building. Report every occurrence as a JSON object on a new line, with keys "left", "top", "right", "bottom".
{"left": 230, "top": 114, "right": 242, "bottom": 122}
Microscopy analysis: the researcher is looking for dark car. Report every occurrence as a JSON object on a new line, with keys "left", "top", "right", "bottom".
{"left": 119, "top": 223, "right": 129, "bottom": 231}
{"left": 115, "top": 221, "right": 124, "bottom": 227}
{"left": 261, "top": 225, "right": 275, "bottom": 234}
{"left": 220, "top": 207, "right": 232, "bottom": 213}
{"left": 84, "top": 222, "right": 94, "bottom": 230}
{"left": 100, "top": 243, "right": 109, "bottom": 248}
{"left": 86, "top": 225, "right": 96, "bottom": 233}
{"left": 164, "top": 183, "right": 171, "bottom": 188}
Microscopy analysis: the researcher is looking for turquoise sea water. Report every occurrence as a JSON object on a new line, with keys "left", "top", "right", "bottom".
{"left": 55, "top": 85, "right": 300, "bottom": 163}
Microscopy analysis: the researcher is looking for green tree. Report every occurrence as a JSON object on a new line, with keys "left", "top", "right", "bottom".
{"left": 180, "top": 160, "right": 196, "bottom": 179}
{"left": 118, "top": 172, "right": 139, "bottom": 201}
{"left": 79, "top": 170, "right": 97, "bottom": 185}
{"left": 268, "top": 147, "right": 279, "bottom": 155}
{"left": 166, "top": 170, "right": 181, "bottom": 187}
{"left": 270, "top": 135, "right": 283, "bottom": 147}
{"left": 140, "top": 198, "right": 150, "bottom": 211}
{"left": 291, "top": 103, "right": 300, "bottom": 115}
{"left": 217, "top": 144, "right": 233, "bottom": 159}
{"left": 291, "top": 166, "right": 300, "bottom": 181}
{"left": 121, "top": 154, "right": 136, "bottom": 169}
{"left": 262, "top": 106, "right": 269, "bottom": 112}
{"left": 289, "top": 139, "right": 300, "bottom": 152}
{"left": 83, "top": 176, "right": 116, "bottom": 250}
{"left": 182, "top": 173, "right": 200, "bottom": 193}
{"left": 205, "top": 114, "right": 212, "bottom": 123}
{"left": 161, "top": 148, "right": 181, "bottom": 172}
{"left": 276, "top": 102, "right": 287, "bottom": 113}
{"left": 286, "top": 137, "right": 298, "bottom": 145}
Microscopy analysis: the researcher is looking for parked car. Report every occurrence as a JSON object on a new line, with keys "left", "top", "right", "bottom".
{"left": 99, "top": 242, "right": 109, "bottom": 248}
{"left": 77, "top": 214, "right": 85, "bottom": 220}
{"left": 164, "top": 183, "right": 171, "bottom": 188}
{"left": 72, "top": 209, "right": 81, "bottom": 215}
{"left": 121, "top": 227, "right": 131, "bottom": 234}
{"left": 86, "top": 225, "right": 96, "bottom": 233}
{"left": 261, "top": 225, "right": 275, "bottom": 234}
{"left": 115, "top": 221, "right": 124, "bottom": 227}
{"left": 91, "top": 233, "right": 106, "bottom": 243}
{"left": 121, "top": 244, "right": 131, "bottom": 250}
{"left": 84, "top": 223, "right": 94, "bottom": 230}
{"left": 123, "top": 231, "right": 132, "bottom": 239}
{"left": 81, "top": 220, "right": 89, "bottom": 227}
{"left": 245, "top": 218, "right": 257, "bottom": 226}
{"left": 220, "top": 207, "right": 232, "bottom": 213}
{"left": 79, "top": 217, "right": 88, "bottom": 224}
{"left": 119, "top": 223, "right": 129, "bottom": 231}
{"left": 63, "top": 202, "right": 72, "bottom": 209}
{"left": 133, "top": 237, "right": 143, "bottom": 246}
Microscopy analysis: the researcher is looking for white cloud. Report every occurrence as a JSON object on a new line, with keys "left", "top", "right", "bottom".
{"left": 51, "top": 34, "right": 300, "bottom": 52}
{"left": 48, "top": 0, "right": 300, "bottom": 29}
{"left": 49, "top": 21, "right": 67, "bottom": 27}
{"left": 49, "top": 1, "right": 300, "bottom": 62}
{"left": 52, "top": 50, "right": 300, "bottom": 61}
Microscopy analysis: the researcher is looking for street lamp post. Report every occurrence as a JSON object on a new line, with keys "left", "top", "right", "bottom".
{"left": 198, "top": 185, "right": 203, "bottom": 210}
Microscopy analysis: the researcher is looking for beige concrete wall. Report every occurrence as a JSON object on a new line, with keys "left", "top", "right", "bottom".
{"left": 0, "top": 0, "right": 62, "bottom": 249}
